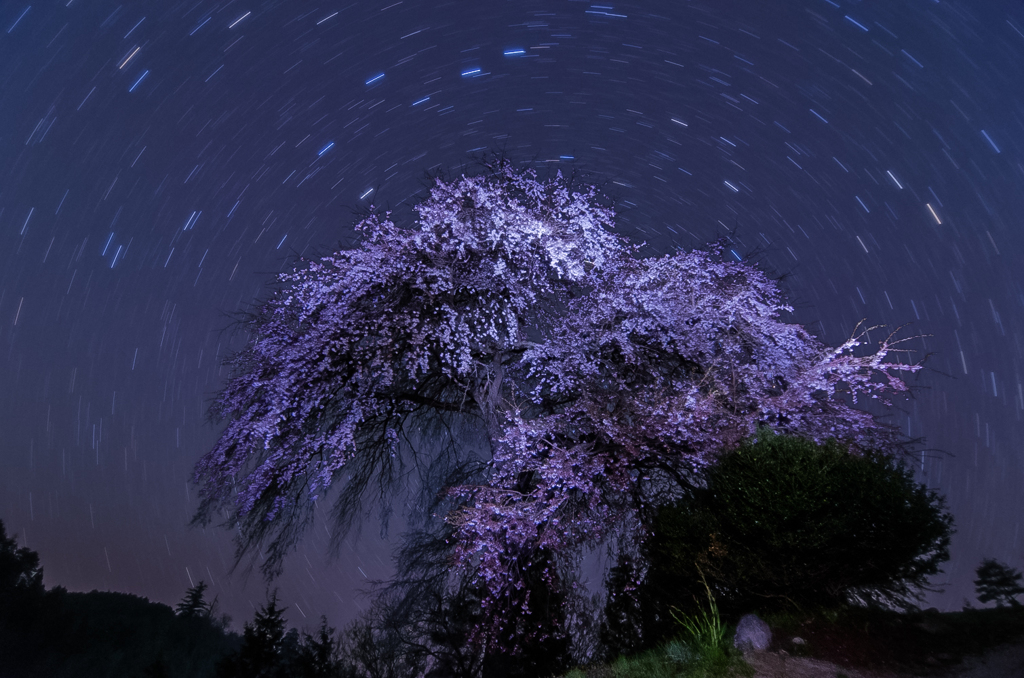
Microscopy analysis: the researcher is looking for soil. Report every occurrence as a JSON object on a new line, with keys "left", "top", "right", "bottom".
{"left": 748, "top": 606, "right": 1024, "bottom": 678}
{"left": 565, "top": 606, "right": 1024, "bottom": 678}
{"left": 741, "top": 644, "right": 1024, "bottom": 678}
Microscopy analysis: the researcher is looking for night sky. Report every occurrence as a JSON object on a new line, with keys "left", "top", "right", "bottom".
{"left": 2, "top": 0, "right": 1023, "bottom": 631}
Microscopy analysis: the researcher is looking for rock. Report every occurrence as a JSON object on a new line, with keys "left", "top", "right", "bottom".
{"left": 733, "top": 613, "right": 772, "bottom": 651}
{"left": 791, "top": 636, "right": 806, "bottom": 645}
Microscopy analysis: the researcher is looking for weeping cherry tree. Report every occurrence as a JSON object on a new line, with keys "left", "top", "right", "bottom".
{"left": 192, "top": 160, "right": 921, "bottom": 652}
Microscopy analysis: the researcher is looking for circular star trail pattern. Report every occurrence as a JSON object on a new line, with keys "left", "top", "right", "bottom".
{"left": 1, "top": 0, "right": 1022, "bottom": 629}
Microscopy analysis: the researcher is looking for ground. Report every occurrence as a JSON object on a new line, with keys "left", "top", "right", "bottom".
{"left": 746, "top": 605, "right": 1024, "bottom": 678}
{"left": 741, "top": 643, "right": 1024, "bottom": 678}
{"left": 564, "top": 605, "right": 1024, "bottom": 678}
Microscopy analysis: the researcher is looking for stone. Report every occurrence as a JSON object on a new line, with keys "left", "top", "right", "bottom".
{"left": 733, "top": 613, "right": 772, "bottom": 651}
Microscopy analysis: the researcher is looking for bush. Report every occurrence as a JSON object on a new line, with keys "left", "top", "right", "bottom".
{"left": 644, "top": 433, "right": 954, "bottom": 617}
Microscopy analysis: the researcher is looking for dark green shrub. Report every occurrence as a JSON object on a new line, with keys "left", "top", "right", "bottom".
{"left": 645, "top": 433, "right": 953, "bottom": 616}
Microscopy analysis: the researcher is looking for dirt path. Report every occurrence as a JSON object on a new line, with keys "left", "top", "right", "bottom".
{"left": 949, "top": 643, "right": 1024, "bottom": 678}
{"left": 743, "top": 651, "right": 904, "bottom": 678}
{"left": 742, "top": 642, "right": 1024, "bottom": 678}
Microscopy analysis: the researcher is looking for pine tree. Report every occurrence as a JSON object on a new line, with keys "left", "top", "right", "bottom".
{"left": 218, "top": 590, "right": 289, "bottom": 678}
{"left": 176, "top": 581, "right": 212, "bottom": 618}
{"left": 293, "top": 616, "right": 344, "bottom": 678}
{"left": 975, "top": 558, "right": 1024, "bottom": 607}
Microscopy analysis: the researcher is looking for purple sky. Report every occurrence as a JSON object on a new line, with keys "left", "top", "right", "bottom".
{"left": 2, "top": 0, "right": 1023, "bottom": 631}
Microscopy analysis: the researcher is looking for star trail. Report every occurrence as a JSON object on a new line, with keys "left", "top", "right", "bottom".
{"left": 1, "top": 0, "right": 1023, "bottom": 630}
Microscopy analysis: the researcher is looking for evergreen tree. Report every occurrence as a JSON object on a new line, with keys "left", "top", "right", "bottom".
{"left": 294, "top": 615, "right": 345, "bottom": 678}
{"left": 281, "top": 627, "right": 303, "bottom": 672}
{"left": 975, "top": 558, "right": 1024, "bottom": 607}
{"left": 218, "top": 590, "right": 289, "bottom": 678}
{"left": 176, "top": 580, "right": 213, "bottom": 618}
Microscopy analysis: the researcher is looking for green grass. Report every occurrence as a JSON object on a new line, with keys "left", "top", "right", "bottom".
{"left": 560, "top": 581, "right": 753, "bottom": 678}
{"left": 565, "top": 594, "right": 1024, "bottom": 677}
{"left": 561, "top": 637, "right": 752, "bottom": 678}
{"left": 670, "top": 576, "right": 727, "bottom": 660}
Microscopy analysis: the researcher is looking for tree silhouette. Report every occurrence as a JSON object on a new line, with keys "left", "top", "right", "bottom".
{"left": 1, "top": 524, "right": 237, "bottom": 676}
{"left": 0, "top": 519, "right": 43, "bottom": 599}
{"left": 293, "top": 615, "right": 349, "bottom": 678}
{"left": 192, "top": 160, "right": 923, "bottom": 649}
{"left": 975, "top": 558, "right": 1024, "bottom": 607}
{"left": 176, "top": 580, "right": 213, "bottom": 618}
{"left": 342, "top": 617, "right": 416, "bottom": 678}
{"left": 0, "top": 519, "right": 46, "bottom": 675}
{"left": 599, "top": 554, "right": 646, "bottom": 659}
{"left": 218, "top": 590, "right": 289, "bottom": 678}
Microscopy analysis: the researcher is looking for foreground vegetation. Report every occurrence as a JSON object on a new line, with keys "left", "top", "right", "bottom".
{"left": 564, "top": 639, "right": 752, "bottom": 678}
{"left": 562, "top": 584, "right": 755, "bottom": 678}
{"left": 5, "top": 433, "right": 1022, "bottom": 676}
{"left": 564, "top": 604, "right": 1024, "bottom": 678}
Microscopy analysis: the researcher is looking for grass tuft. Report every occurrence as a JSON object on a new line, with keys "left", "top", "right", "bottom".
{"left": 670, "top": 574, "right": 728, "bottom": 659}
{"left": 568, "top": 577, "right": 752, "bottom": 678}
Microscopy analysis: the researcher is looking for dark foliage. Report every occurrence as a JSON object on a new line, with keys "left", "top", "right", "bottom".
{"left": 641, "top": 433, "right": 953, "bottom": 629}
{"left": 479, "top": 548, "right": 570, "bottom": 678}
{"left": 352, "top": 580, "right": 486, "bottom": 678}
{"left": 292, "top": 615, "right": 352, "bottom": 678}
{"left": 335, "top": 523, "right": 570, "bottom": 677}
{"left": 975, "top": 558, "right": 1024, "bottom": 607}
{"left": 341, "top": 617, "right": 419, "bottom": 678}
{"left": 176, "top": 580, "right": 214, "bottom": 618}
{"left": 0, "top": 587, "right": 238, "bottom": 677}
{"left": 0, "top": 519, "right": 359, "bottom": 677}
{"left": 0, "top": 519, "right": 238, "bottom": 678}
{"left": 217, "top": 592, "right": 355, "bottom": 678}
{"left": 419, "top": 586, "right": 486, "bottom": 678}
{"left": 0, "top": 520, "right": 44, "bottom": 600}
{"left": 217, "top": 590, "right": 290, "bottom": 678}
{"left": 598, "top": 555, "right": 645, "bottom": 659}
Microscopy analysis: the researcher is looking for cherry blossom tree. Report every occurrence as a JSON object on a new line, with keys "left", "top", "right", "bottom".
{"left": 192, "top": 160, "right": 921, "bottom": 651}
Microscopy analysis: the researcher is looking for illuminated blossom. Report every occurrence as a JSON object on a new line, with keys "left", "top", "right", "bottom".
{"left": 192, "top": 161, "right": 920, "bottom": 647}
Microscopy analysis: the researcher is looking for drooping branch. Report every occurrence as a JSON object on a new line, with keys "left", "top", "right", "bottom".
{"left": 191, "top": 162, "right": 923, "bottom": 655}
